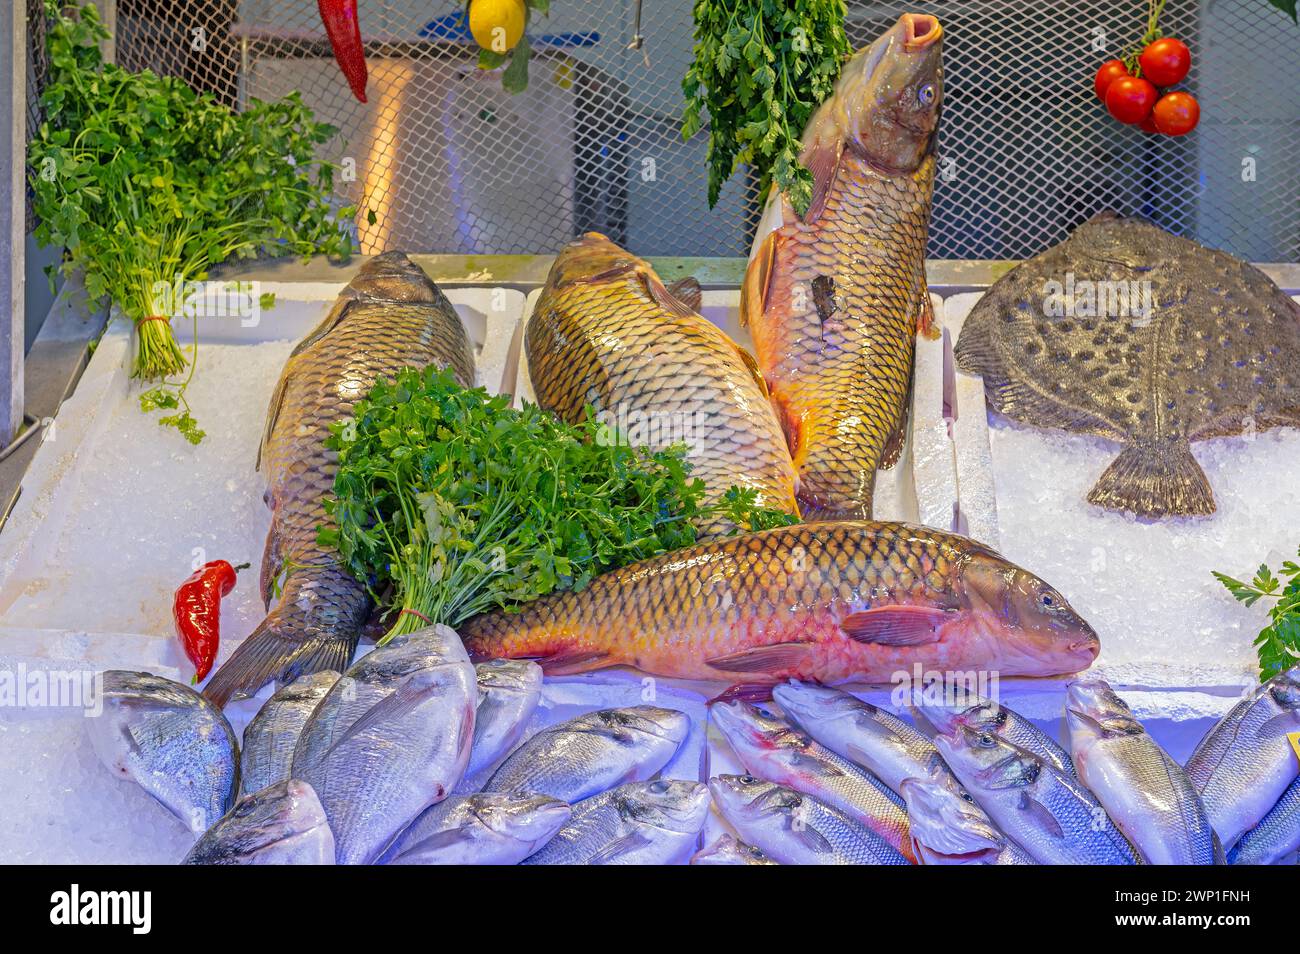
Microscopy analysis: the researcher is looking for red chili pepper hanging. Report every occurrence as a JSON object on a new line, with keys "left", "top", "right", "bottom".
{"left": 174, "top": 560, "right": 246, "bottom": 684}
{"left": 317, "top": 0, "right": 369, "bottom": 103}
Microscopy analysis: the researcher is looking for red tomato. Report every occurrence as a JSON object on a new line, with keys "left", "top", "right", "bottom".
{"left": 1094, "top": 59, "right": 1131, "bottom": 102}
{"left": 1140, "top": 37, "right": 1191, "bottom": 88}
{"left": 1139, "top": 112, "right": 1160, "bottom": 134}
{"left": 1105, "top": 76, "right": 1158, "bottom": 125}
{"left": 1152, "top": 91, "right": 1200, "bottom": 136}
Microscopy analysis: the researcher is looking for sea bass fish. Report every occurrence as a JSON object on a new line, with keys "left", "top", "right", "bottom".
{"left": 239, "top": 670, "right": 340, "bottom": 797}
{"left": 183, "top": 780, "right": 334, "bottom": 865}
{"left": 1184, "top": 667, "right": 1300, "bottom": 849}
{"left": 936, "top": 726, "right": 1138, "bottom": 865}
{"left": 526, "top": 233, "right": 798, "bottom": 537}
{"left": 1228, "top": 776, "right": 1300, "bottom": 865}
{"left": 523, "top": 780, "right": 710, "bottom": 865}
{"left": 463, "top": 660, "right": 543, "bottom": 781}
{"left": 900, "top": 776, "right": 1036, "bottom": 865}
{"left": 1066, "top": 680, "right": 1219, "bottom": 865}
{"left": 690, "top": 833, "right": 778, "bottom": 866}
{"left": 711, "top": 701, "right": 914, "bottom": 861}
{"left": 87, "top": 671, "right": 238, "bottom": 833}
{"left": 774, "top": 681, "right": 954, "bottom": 794}
{"left": 204, "top": 252, "right": 476, "bottom": 706}
{"left": 955, "top": 214, "right": 1300, "bottom": 517}
{"left": 483, "top": 706, "right": 690, "bottom": 803}
{"left": 462, "top": 521, "right": 1100, "bottom": 687}
{"left": 291, "top": 625, "right": 477, "bottom": 864}
{"left": 382, "top": 793, "right": 570, "bottom": 866}
{"left": 741, "top": 13, "right": 943, "bottom": 520}
{"left": 709, "top": 775, "right": 909, "bottom": 866}
{"left": 914, "top": 692, "right": 1074, "bottom": 777}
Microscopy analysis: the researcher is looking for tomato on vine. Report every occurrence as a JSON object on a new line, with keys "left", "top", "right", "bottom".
{"left": 1152, "top": 91, "right": 1200, "bottom": 135}
{"left": 1139, "top": 37, "right": 1191, "bottom": 87}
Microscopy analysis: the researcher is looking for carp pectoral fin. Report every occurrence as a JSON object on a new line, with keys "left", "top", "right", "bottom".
{"left": 643, "top": 272, "right": 700, "bottom": 321}
{"left": 536, "top": 650, "right": 613, "bottom": 676}
{"left": 708, "top": 683, "right": 777, "bottom": 705}
{"left": 256, "top": 371, "right": 292, "bottom": 472}
{"left": 1086, "top": 441, "right": 1215, "bottom": 517}
{"left": 740, "top": 229, "right": 777, "bottom": 331}
{"left": 1017, "top": 793, "right": 1066, "bottom": 841}
{"left": 841, "top": 607, "right": 950, "bottom": 646}
{"left": 803, "top": 136, "right": 843, "bottom": 224}
{"left": 880, "top": 396, "right": 911, "bottom": 471}
{"left": 919, "top": 293, "right": 940, "bottom": 341}
{"left": 664, "top": 276, "right": 703, "bottom": 313}
{"left": 733, "top": 344, "right": 773, "bottom": 401}
{"left": 259, "top": 523, "right": 284, "bottom": 611}
{"left": 705, "top": 641, "right": 814, "bottom": 674}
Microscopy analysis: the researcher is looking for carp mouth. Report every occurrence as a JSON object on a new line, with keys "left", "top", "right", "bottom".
{"left": 902, "top": 13, "right": 942, "bottom": 51}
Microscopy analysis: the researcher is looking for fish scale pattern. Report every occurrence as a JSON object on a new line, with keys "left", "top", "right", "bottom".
{"left": 526, "top": 237, "right": 799, "bottom": 538}
{"left": 753, "top": 154, "right": 934, "bottom": 520}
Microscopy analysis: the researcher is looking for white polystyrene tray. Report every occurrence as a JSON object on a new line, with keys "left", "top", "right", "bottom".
{"left": 945, "top": 291, "right": 1300, "bottom": 694}
{"left": 511, "top": 288, "right": 957, "bottom": 530}
{"left": 0, "top": 284, "right": 525, "bottom": 677}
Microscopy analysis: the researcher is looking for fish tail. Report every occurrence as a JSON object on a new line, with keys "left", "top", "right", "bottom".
{"left": 204, "top": 615, "right": 358, "bottom": 708}
{"left": 1087, "top": 441, "right": 1214, "bottom": 517}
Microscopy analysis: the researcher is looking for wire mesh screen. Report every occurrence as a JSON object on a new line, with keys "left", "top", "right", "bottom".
{"left": 27, "top": 1, "right": 1300, "bottom": 261}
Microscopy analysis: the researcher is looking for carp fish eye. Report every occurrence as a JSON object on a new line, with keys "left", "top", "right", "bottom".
{"left": 918, "top": 83, "right": 937, "bottom": 107}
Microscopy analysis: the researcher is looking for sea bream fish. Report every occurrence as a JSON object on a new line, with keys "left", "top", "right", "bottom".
{"left": 463, "top": 660, "right": 543, "bottom": 780}
{"left": 204, "top": 252, "right": 476, "bottom": 706}
{"left": 239, "top": 670, "right": 340, "bottom": 797}
{"left": 690, "top": 833, "right": 779, "bottom": 866}
{"left": 1183, "top": 666, "right": 1300, "bottom": 849}
{"left": 741, "top": 13, "right": 943, "bottom": 520}
{"left": 461, "top": 521, "right": 1100, "bottom": 688}
{"left": 86, "top": 671, "right": 238, "bottom": 833}
{"left": 526, "top": 232, "right": 799, "bottom": 537}
{"left": 709, "top": 775, "right": 909, "bottom": 866}
{"left": 1065, "top": 680, "right": 1219, "bottom": 865}
{"left": 183, "top": 780, "right": 334, "bottom": 865}
{"left": 382, "top": 793, "right": 570, "bottom": 866}
{"left": 1228, "top": 775, "right": 1300, "bottom": 865}
{"left": 955, "top": 213, "right": 1300, "bottom": 517}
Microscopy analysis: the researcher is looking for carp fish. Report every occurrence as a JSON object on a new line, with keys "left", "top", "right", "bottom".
{"left": 741, "top": 13, "right": 944, "bottom": 520}
{"left": 526, "top": 232, "right": 799, "bottom": 537}
{"left": 204, "top": 252, "right": 475, "bottom": 706}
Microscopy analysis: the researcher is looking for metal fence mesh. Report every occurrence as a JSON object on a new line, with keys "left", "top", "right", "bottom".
{"left": 27, "top": 0, "right": 1300, "bottom": 262}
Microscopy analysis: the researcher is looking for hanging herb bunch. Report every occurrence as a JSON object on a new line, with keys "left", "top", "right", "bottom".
{"left": 682, "top": 0, "right": 850, "bottom": 216}
{"left": 468, "top": 0, "right": 551, "bottom": 93}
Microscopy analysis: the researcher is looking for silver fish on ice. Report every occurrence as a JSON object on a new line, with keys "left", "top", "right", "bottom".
{"left": 183, "top": 779, "right": 334, "bottom": 865}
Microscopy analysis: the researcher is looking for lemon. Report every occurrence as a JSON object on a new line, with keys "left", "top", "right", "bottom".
{"left": 469, "top": 0, "right": 526, "bottom": 54}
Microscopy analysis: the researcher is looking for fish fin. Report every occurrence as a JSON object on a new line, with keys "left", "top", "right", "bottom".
{"left": 787, "top": 818, "right": 835, "bottom": 855}
{"left": 879, "top": 394, "right": 910, "bottom": 471}
{"left": 789, "top": 751, "right": 847, "bottom": 779}
{"left": 918, "top": 292, "right": 939, "bottom": 341}
{"left": 664, "top": 277, "right": 703, "bottom": 314}
{"left": 587, "top": 830, "right": 654, "bottom": 865}
{"left": 256, "top": 372, "right": 292, "bottom": 472}
{"left": 841, "top": 606, "right": 950, "bottom": 646}
{"left": 1017, "top": 793, "right": 1066, "bottom": 840}
{"left": 642, "top": 271, "right": 701, "bottom": 321}
{"left": 389, "top": 828, "right": 470, "bottom": 864}
{"left": 322, "top": 671, "right": 445, "bottom": 759}
{"left": 802, "top": 136, "right": 842, "bottom": 224}
{"left": 731, "top": 343, "right": 773, "bottom": 401}
{"left": 708, "top": 683, "right": 776, "bottom": 705}
{"left": 705, "top": 641, "right": 814, "bottom": 674}
{"left": 740, "top": 229, "right": 777, "bottom": 331}
{"left": 535, "top": 650, "right": 613, "bottom": 676}
{"left": 1257, "top": 713, "right": 1300, "bottom": 739}
{"left": 259, "top": 523, "right": 284, "bottom": 611}
{"left": 1086, "top": 441, "right": 1215, "bottom": 517}
{"left": 203, "top": 616, "right": 358, "bottom": 708}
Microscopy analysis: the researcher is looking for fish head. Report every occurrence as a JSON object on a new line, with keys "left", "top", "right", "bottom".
{"left": 708, "top": 774, "right": 800, "bottom": 826}
{"left": 1267, "top": 666, "right": 1300, "bottom": 710}
{"left": 813, "top": 13, "right": 943, "bottom": 174}
{"left": 617, "top": 779, "right": 711, "bottom": 835}
{"left": 692, "top": 833, "right": 774, "bottom": 865}
{"left": 194, "top": 780, "right": 334, "bottom": 864}
{"left": 900, "top": 776, "right": 1003, "bottom": 856}
{"left": 544, "top": 232, "right": 639, "bottom": 289}
{"left": 470, "top": 793, "right": 571, "bottom": 846}
{"left": 956, "top": 551, "right": 1101, "bottom": 675}
{"left": 1065, "top": 679, "right": 1142, "bottom": 741}
{"left": 348, "top": 252, "right": 442, "bottom": 304}
{"left": 475, "top": 658, "right": 544, "bottom": 696}
{"left": 594, "top": 706, "right": 692, "bottom": 747}
{"left": 711, "top": 701, "right": 807, "bottom": 764}
{"left": 934, "top": 725, "right": 1044, "bottom": 794}
{"left": 772, "top": 681, "right": 874, "bottom": 731}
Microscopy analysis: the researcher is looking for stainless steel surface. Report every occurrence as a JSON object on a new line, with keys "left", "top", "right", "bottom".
{"left": 3, "top": 1, "right": 27, "bottom": 446}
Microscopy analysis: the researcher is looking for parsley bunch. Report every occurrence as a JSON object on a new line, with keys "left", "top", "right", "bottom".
{"left": 321, "top": 366, "right": 795, "bottom": 641}
{"left": 29, "top": 3, "right": 353, "bottom": 438}
{"left": 1214, "top": 551, "right": 1300, "bottom": 680}
{"left": 682, "top": 0, "right": 850, "bottom": 216}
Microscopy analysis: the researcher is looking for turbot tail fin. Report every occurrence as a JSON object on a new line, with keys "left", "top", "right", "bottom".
{"left": 204, "top": 617, "right": 358, "bottom": 708}
{"left": 1086, "top": 441, "right": 1215, "bottom": 518}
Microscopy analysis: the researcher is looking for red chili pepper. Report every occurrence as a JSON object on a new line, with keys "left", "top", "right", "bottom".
{"left": 174, "top": 560, "right": 247, "bottom": 684}
{"left": 317, "top": 0, "right": 369, "bottom": 103}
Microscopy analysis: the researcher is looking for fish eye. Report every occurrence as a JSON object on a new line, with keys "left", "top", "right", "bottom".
{"left": 740, "top": 774, "right": 757, "bottom": 784}
{"left": 918, "top": 83, "right": 936, "bottom": 106}
{"left": 1040, "top": 591, "right": 1056, "bottom": 609}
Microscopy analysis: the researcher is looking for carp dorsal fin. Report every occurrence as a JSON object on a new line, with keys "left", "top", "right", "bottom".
{"left": 287, "top": 292, "right": 356, "bottom": 362}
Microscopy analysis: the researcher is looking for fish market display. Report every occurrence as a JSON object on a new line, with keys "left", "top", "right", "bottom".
{"left": 935, "top": 725, "right": 1137, "bottom": 865}
{"left": 1183, "top": 667, "right": 1300, "bottom": 848}
{"left": 86, "top": 671, "right": 238, "bottom": 832}
{"left": 483, "top": 706, "right": 690, "bottom": 803}
{"left": 382, "top": 793, "right": 570, "bottom": 866}
{"left": 690, "top": 833, "right": 778, "bottom": 866}
{"left": 774, "top": 681, "right": 953, "bottom": 793}
{"left": 1228, "top": 776, "right": 1300, "bottom": 866}
{"left": 915, "top": 692, "right": 1074, "bottom": 777}
{"left": 239, "top": 671, "right": 340, "bottom": 797}
{"left": 522, "top": 780, "right": 710, "bottom": 865}
{"left": 290, "top": 625, "right": 477, "bottom": 865}
{"left": 183, "top": 780, "right": 334, "bottom": 865}
{"left": 1066, "top": 680, "right": 1219, "bottom": 864}
{"left": 709, "top": 775, "right": 909, "bottom": 866}
{"left": 955, "top": 213, "right": 1300, "bottom": 517}
{"left": 526, "top": 232, "right": 798, "bottom": 536}
{"left": 900, "top": 776, "right": 1036, "bottom": 865}
{"left": 711, "top": 701, "right": 914, "bottom": 861}
{"left": 462, "top": 521, "right": 1100, "bottom": 686}
{"left": 465, "top": 660, "right": 544, "bottom": 779}
{"left": 741, "top": 13, "right": 943, "bottom": 520}
{"left": 204, "top": 252, "right": 476, "bottom": 706}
